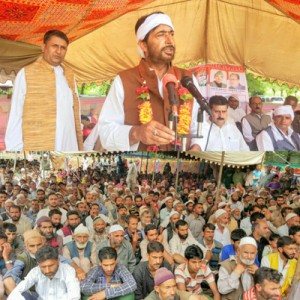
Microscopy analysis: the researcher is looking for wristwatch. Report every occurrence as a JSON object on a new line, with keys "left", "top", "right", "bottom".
{"left": 5, "top": 260, "right": 13, "bottom": 265}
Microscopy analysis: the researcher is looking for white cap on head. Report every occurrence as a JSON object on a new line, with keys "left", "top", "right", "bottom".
{"left": 109, "top": 224, "right": 124, "bottom": 234}
{"left": 239, "top": 237, "right": 257, "bottom": 248}
{"left": 185, "top": 200, "right": 194, "bottom": 206}
{"left": 215, "top": 209, "right": 228, "bottom": 219}
{"left": 273, "top": 105, "right": 294, "bottom": 120}
{"left": 218, "top": 201, "right": 227, "bottom": 208}
{"left": 169, "top": 210, "right": 180, "bottom": 218}
{"left": 74, "top": 224, "right": 89, "bottom": 235}
{"left": 173, "top": 200, "right": 180, "bottom": 207}
{"left": 136, "top": 13, "right": 174, "bottom": 58}
{"left": 285, "top": 212, "right": 298, "bottom": 222}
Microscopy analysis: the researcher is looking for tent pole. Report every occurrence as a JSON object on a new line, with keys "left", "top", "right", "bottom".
{"left": 23, "top": 151, "right": 27, "bottom": 179}
{"left": 175, "top": 149, "right": 180, "bottom": 193}
{"left": 13, "top": 152, "right": 17, "bottom": 172}
{"left": 152, "top": 152, "right": 157, "bottom": 184}
{"left": 216, "top": 151, "right": 225, "bottom": 199}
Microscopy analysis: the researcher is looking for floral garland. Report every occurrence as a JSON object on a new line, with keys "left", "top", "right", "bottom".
{"left": 136, "top": 82, "right": 153, "bottom": 124}
{"left": 177, "top": 87, "right": 193, "bottom": 135}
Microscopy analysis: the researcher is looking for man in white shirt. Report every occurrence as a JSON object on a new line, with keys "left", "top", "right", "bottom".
{"left": 256, "top": 105, "right": 300, "bottom": 151}
{"left": 5, "top": 30, "right": 83, "bottom": 151}
{"left": 227, "top": 95, "right": 246, "bottom": 123}
{"left": 201, "top": 96, "right": 249, "bottom": 151}
{"left": 213, "top": 209, "right": 231, "bottom": 247}
{"left": 242, "top": 96, "right": 271, "bottom": 150}
{"left": 8, "top": 245, "right": 80, "bottom": 300}
{"left": 261, "top": 236, "right": 297, "bottom": 297}
{"left": 277, "top": 213, "right": 300, "bottom": 236}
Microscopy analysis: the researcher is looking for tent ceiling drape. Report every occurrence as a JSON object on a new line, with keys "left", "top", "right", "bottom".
{"left": 0, "top": 0, "right": 299, "bottom": 86}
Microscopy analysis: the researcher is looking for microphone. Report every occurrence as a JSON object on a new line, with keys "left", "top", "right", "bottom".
{"left": 181, "top": 76, "right": 212, "bottom": 117}
{"left": 163, "top": 74, "right": 179, "bottom": 130}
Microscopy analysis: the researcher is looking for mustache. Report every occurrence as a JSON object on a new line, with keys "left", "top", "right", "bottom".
{"left": 162, "top": 46, "right": 175, "bottom": 51}
{"left": 217, "top": 118, "right": 225, "bottom": 120}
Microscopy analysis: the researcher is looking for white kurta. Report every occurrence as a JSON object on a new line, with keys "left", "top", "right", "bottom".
{"left": 228, "top": 107, "right": 246, "bottom": 123}
{"left": 5, "top": 66, "right": 78, "bottom": 151}
{"left": 200, "top": 120, "right": 249, "bottom": 151}
{"left": 97, "top": 75, "right": 206, "bottom": 151}
{"left": 256, "top": 123, "right": 298, "bottom": 151}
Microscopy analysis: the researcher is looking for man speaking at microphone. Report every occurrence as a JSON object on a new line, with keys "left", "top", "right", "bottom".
{"left": 98, "top": 12, "right": 204, "bottom": 151}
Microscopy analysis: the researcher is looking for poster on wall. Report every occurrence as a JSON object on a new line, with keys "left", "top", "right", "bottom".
{"left": 189, "top": 63, "right": 250, "bottom": 114}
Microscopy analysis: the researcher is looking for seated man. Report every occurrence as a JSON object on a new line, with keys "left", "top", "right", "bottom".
{"left": 140, "top": 224, "right": 173, "bottom": 266}
{"left": 261, "top": 236, "right": 297, "bottom": 297}
{"left": 133, "top": 241, "right": 172, "bottom": 300}
{"left": 199, "top": 223, "right": 223, "bottom": 272}
{"left": 0, "top": 232, "right": 13, "bottom": 275}
{"left": 145, "top": 267, "right": 203, "bottom": 300}
{"left": 80, "top": 246, "right": 136, "bottom": 300}
{"left": 256, "top": 105, "right": 300, "bottom": 151}
{"left": 201, "top": 96, "right": 249, "bottom": 151}
{"left": 218, "top": 237, "right": 258, "bottom": 300}
{"left": 63, "top": 224, "right": 97, "bottom": 273}
{"left": 2, "top": 222, "right": 24, "bottom": 258}
{"left": 96, "top": 225, "right": 136, "bottom": 273}
{"left": 169, "top": 220, "right": 207, "bottom": 265}
{"left": 8, "top": 245, "right": 81, "bottom": 300}
{"left": 242, "top": 267, "right": 281, "bottom": 300}
{"left": 175, "top": 245, "right": 220, "bottom": 300}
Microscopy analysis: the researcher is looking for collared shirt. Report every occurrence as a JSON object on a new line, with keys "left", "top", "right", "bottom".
{"left": 261, "top": 254, "right": 290, "bottom": 286}
{"left": 96, "top": 239, "right": 136, "bottom": 273}
{"left": 37, "top": 207, "right": 67, "bottom": 224}
{"left": 80, "top": 264, "right": 136, "bottom": 298}
{"left": 175, "top": 262, "right": 215, "bottom": 294}
{"left": 201, "top": 120, "right": 249, "bottom": 151}
{"left": 5, "top": 66, "right": 79, "bottom": 151}
{"left": 278, "top": 224, "right": 289, "bottom": 236}
{"left": 214, "top": 224, "right": 231, "bottom": 247}
{"left": 7, "top": 263, "right": 80, "bottom": 300}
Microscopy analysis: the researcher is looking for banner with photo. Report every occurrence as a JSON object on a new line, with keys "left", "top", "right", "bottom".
{"left": 189, "top": 64, "right": 250, "bottom": 114}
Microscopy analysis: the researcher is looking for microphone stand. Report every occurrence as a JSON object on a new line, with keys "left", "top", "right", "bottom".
{"left": 169, "top": 110, "right": 178, "bottom": 151}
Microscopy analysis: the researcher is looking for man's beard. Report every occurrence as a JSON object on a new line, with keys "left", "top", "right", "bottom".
{"left": 44, "top": 233, "right": 54, "bottom": 240}
{"left": 76, "top": 241, "right": 88, "bottom": 249}
{"left": 95, "top": 228, "right": 105, "bottom": 234}
{"left": 178, "top": 233, "right": 188, "bottom": 240}
{"left": 282, "top": 250, "right": 294, "bottom": 260}
{"left": 69, "top": 224, "right": 79, "bottom": 231}
{"left": 11, "top": 216, "right": 21, "bottom": 222}
{"left": 240, "top": 257, "right": 255, "bottom": 266}
{"left": 171, "top": 223, "right": 176, "bottom": 231}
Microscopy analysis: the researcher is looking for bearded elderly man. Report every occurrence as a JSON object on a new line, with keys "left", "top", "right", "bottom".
{"left": 5, "top": 30, "right": 83, "bottom": 151}
{"left": 63, "top": 224, "right": 97, "bottom": 274}
{"left": 97, "top": 12, "right": 204, "bottom": 151}
{"left": 256, "top": 105, "right": 300, "bottom": 150}
{"left": 217, "top": 237, "right": 258, "bottom": 300}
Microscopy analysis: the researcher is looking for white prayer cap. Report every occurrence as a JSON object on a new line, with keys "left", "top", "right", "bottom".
{"left": 169, "top": 211, "right": 180, "bottom": 218}
{"left": 239, "top": 237, "right": 257, "bottom": 248}
{"left": 273, "top": 105, "right": 294, "bottom": 120}
{"left": 5, "top": 199, "right": 14, "bottom": 204}
{"left": 285, "top": 212, "right": 298, "bottom": 222}
{"left": 230, "top": 94, "right": 239, "bottom": 101}
{"left": 74, "top": 224, "right": 89, "bottom": 235}
{"left": 218, "top": 201, "right": 228, "bottom": 208}
{"left": 136, "top": 13, "right": 174, "bottom": 57}
{"left": 215, "top": 209, "right": 228, "bottom": 219}
{"left": 109, "top": 224, "right": 124, "bottom": 234}
{"left": 185, "top": 200, "right": 194, "bottom": 206}
{"left": 173, "top": 200, "right": 180, "bottom": 207}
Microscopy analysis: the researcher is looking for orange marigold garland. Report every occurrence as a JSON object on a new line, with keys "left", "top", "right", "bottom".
{"left": 177, "top": 87, "right": 193, "bottom": 135}
{"left": 137, "top": 83, "right": 153, "bottom": 124}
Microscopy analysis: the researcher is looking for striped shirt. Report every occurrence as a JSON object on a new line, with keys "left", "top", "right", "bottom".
{"left": 175, "top": 263, "right": 215, "bottom": 294}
